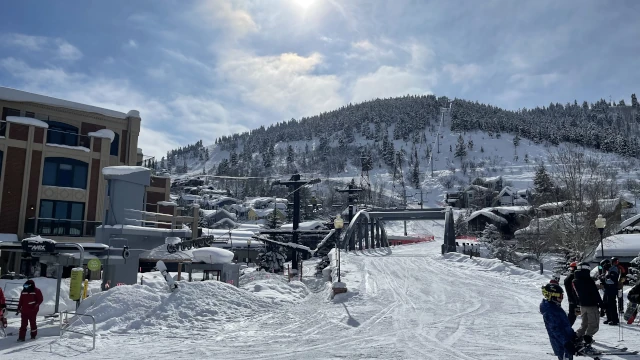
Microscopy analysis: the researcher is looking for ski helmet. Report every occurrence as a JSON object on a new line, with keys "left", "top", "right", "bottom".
{"left": 569, "top": 262, "right": 577, "bottom": 272}
{"left": 578, "top": 262, "right": 591, "bottom": 271}
{"left": 550, "top": 273, "right": 561, "bottom": 284}
{"left": 611, "top": 257, "right": 620, "bottom": 265}
{"left": 600, "top": 259, "right": 611, "bottom": 270}
{"left": 542, "top": 283, "right": 564, "bottom": 305}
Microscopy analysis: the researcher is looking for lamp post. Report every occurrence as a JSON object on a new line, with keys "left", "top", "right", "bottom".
{"left": 334, "top": 215, "right": 344, "bottom": 282}
{"left": 246, "top": 239, "right": 251, "bottom": 266}
{"left": 595, "top": 214, "right": 607, "bottom": 258}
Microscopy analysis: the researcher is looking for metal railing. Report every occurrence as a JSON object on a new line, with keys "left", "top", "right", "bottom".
{"left": 46, "top": 127, "right": 92, "bottom": 149}
{"left": 24, "top": 218, "right": 101, "bottom": 237}
{"left": 59, "top": 311, "right": 96, "bottom": 350}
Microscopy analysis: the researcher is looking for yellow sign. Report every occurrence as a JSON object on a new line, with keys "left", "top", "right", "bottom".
{"left": 69, "top": 268, "right": 83, "bottom": 301}
{"left": 82, "top": 279, "right": 89, "bottom": 299}
{"left": 87, "top": 258, "right": 101, "bottom": 272}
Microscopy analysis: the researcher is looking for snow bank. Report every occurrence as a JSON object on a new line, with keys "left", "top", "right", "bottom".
{"left": 191, "top": 247, "right": 234, "bottom": 264}
{"left": 88, "top": 129, "right": 115, "bottom": 143}
{"left": 240, "top": 271, "right": 309, "bottom": 304}
{"left": 76, "top": 281, "right": 276, "bottom": 333}
{"left": 6, "top": 116, "right": 48, "bottom": 128}
{"left": 102, "top": 166, "right": 148, "bottom": 176}
{"left": 442, "top": 252, "right": 550, "bottom": 282}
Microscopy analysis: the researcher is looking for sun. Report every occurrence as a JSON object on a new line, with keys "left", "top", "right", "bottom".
{"left": 294, "top": 0, "right": 314, "bottom": 9}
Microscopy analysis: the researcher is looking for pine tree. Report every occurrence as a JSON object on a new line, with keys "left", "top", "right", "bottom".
{"left": 480, "top": 146, "right": 484, "bottom": 153}
{"left": 632, "top": 94, "right": 638, "bottom": 108}
{"left": 411, "top": 160, "right": 420, "bottom": 189}
{"left": 513, "top": 133, "right": 520, "bottom": 148}
{"left": 205, "top": 148, "right": 210, "bottom": 161}
{"left": 619, "top": 99, "right": 626, "bottom": 106}
{"left": 533, "top": 163, "right": 554, "bottom": 204}
{"left": 454, "top": 134, "right": 467, "bottom": 159}
{"left": 160, "top": 157, "right": 165, "bottom": 169}
{"left": 449, "top": 144, "right": 452, "bottom": 152}
{"left": 467, "top": 139, "right": 474, "bottom": 151}
{"left": 524, "top": 153, "right": 529, "bottom": 163}
{"left": 454, "top": 214, "right": 468, "bottom": 237}
{"left": 479, "top": 223, "right": 512, "bottom": 261}
{"left": 286, "top": 144, "right": 295, "bottom": 164}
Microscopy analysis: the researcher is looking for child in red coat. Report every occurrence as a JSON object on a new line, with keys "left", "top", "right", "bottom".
{"left": 17, "top": 279, "right": 43, "bottom": 341}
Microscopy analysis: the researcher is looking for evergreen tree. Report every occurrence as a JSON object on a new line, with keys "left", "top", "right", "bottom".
{"left": 454, "top": 134, "right": 467, "bottom": 159}
{"left": 286, "top": 144, "right": 295, "bottom": 164}
{"left": 619, "top": 99, "right": 626, "bottom": 106}
{"left": 454, "top": 214, "right": 468, "bottom": 237}
{"left": 160, "top": 156, "right": 165, "bottom": 169}
{"left": 230, "top": 151, "right": 238, "bottom": 167}
{"left": 533, "top": 163, "right": 554, "bottom": 203}
{"left": 467, "top": 139, "right": 474, "bottom": 151}
{"left": 479, "top": 223, "right": 512, "bottom": 261}
{"left": 480, "top": 146, "right": 484, "bottom": 153}
{"left": 513, "top": 133, "right": 520, "bottom": 148}
{"left": 632, "top": 94, "right": 638, "bottom": 108}
{"left": 411, "top": 159, "right": 420, "bottom": 189}
{"left": 205, "top": 148, "right": 210, "bottom": 161}
{"left": 449, "top": 144, "right": 452, "bottom": 152}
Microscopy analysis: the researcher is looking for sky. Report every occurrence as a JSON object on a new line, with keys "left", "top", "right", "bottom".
{"left": 1, "top": 0, "right": 639, "bottom": 158}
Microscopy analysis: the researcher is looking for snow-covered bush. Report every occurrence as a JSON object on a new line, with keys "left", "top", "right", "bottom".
{"left": 478, "top": 223, "right": 515, "bottom": 262}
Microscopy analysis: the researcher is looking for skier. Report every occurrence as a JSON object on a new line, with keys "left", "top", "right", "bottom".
{"left": 564, "top": 262, "right": 579, "bottom": 325}
{"left": 603, "top": 265, "right": 619, "bottom": 325}
{"left": 597, "top": 259, "right": 611, "bottom": 317}
{"left": 611, "top": 257, "right": 626, "bottom": 313}
{"left": 541, "top": 283, "right": 577, "bottom": 360}
{"left": 16, "top": 279, "right": 43, "bottom": 342}
{"left": 572, "top": 262, "right": 603, "bottom": 351}
{"left": 624, "top": 281, "right": 640, "bottom": 323}
{"left": 0, "top": 286, "right": 6, "bottom": 329}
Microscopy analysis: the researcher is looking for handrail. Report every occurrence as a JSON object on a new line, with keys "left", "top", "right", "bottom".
{"left": 59, "top": 311, "right": 96, "bottom": 350}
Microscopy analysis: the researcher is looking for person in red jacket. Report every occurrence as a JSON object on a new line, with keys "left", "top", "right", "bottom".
{"left": 16, "top": 279, "right": 43, "bottom": 342}
{"left": 0, "top": 287, "right": 7, "bottom": 329}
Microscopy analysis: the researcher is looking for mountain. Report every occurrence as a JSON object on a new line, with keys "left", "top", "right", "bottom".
{"left": 159, "top": 94, "right": 640, "bottom": 207}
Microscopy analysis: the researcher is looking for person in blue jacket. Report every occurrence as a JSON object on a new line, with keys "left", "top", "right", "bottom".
{"left": 541, "top": 282, "right": 577, "bottom": 360}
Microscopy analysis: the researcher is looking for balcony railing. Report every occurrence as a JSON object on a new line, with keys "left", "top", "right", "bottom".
{"left": 24, "top": 218, "right": 102, "bottom": 237}
{"left": 46, "top": 128, "right": 92, "bottom": 150}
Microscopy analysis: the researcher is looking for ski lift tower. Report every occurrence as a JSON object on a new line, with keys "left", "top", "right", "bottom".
{"left": 359, "top": 153, "right": 373, "bottom": 204}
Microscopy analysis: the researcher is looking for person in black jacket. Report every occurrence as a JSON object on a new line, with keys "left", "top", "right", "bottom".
{"left": 628, "top": 282, "right": 640, "bottom": 304}
{"left": 564, "top": 262, "right": 579, "bottom": 325}
{"left": 573, "top": 262, "right": 603, "bottom": 346}
{"left": 603, "top": 266, "right": 620, "bottom": 325}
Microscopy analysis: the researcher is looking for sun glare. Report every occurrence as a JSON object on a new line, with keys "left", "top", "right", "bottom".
{"left": 294, "top": 0, "right": 314, "bottom": 9}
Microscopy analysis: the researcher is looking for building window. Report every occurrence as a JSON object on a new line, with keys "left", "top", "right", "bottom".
{"left": 1, "top": 107, "right": 20, "bottom": 137}
{"left": 37, "top": 200, "right": 85, "bottom": 236}
{"left": 25, "top": 111, "right": 35, "bottom": 118}
{"left": 46, "top": 120, "right": 79, "bottom": 146}
{"left": 110, "top": 132, "right": 120, "bottom": 156}
{"left": 42, "top": 157, "right": 88, "bottom": 189}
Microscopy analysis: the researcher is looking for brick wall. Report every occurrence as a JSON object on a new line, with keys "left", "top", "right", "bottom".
{"left": 34, "top": 128, "right": 44, "bottom": 143}
{"left": 87, "top": 159, "right": 101, "bottom": 222}
{"left": 0, "top": 147, "right": 26, "bottom": 233}
{"left": 9, "top": 123, "right": 29, "bottom": 141}
{"left": 146, "top": 191, "right": 166, "bottom": 205}
{"left": 92, "top": 138, "right": 102, "bottom": 153}
{"left": 25, "top": 150, "right": 42, "bottom": 219}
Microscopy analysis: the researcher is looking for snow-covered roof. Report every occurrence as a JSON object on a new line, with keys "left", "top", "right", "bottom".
{"left": 46, "top": 143, "right": 90, "bottom": 152}
{"left": 618, "top": 214, "right": 640, "bottom": 232}
{"left": 465, "top": 184, "right": 489, "bottom": 192}
{"left": 6, "top": 116, "right": 49, "bottom": 128}
{"left": 491, "top": 206, "right": 531, "bottom": 215}
{"left": 0, "top": 233, "right": 19, "bottom": 242}
{"left": 127, "top": 110, "right": 140, "bottom": 118}
{"left": 22, "top": 235, "right": 56, "bottom": 243}
{"left": 158, "top": 201, "right": 178, "bottom": 207}
{"left": 0, "top": 86, "right": 130, "bottom": 119}
{"left": 538, "top": 201, "right": 570, "bottom": 210}
{"left": 483, "top": 176, "right": 502, "bottom": 183}
{"left": 137, "top": 148, "right": 143, "bottom": 154}
{"left": 88, "top": 129, "right": 115, "bottom": 143}
{"left": 201, "top": 209, "right": 237, "bottom": 220}
{"left": 466, "top": 210, "right": 508, "bottom": 224}
{"left": 139, "top": 244, "right": 194, "bottom": 262}
{"left": 514, "top": 213, "right": 580, "bottom": 236}
{"left": 102, "top": 166, "right": 149, "bottom": 176}
{"left": 281, "top": 221, "right": 325, "bottom": 231}
{"left": 252, "top": 208, "right": 282, "bottom": 218}
{"left": 180, "top": 194, "right": 202, "bottom": 202}
{"left": 210, "top": 218, "right": 237, "bottom": 229}
{"left": 498, "top": 186, "right": 516, "bottom": 197}
{"left": 591, "top": 234, "right": 640, "bottom": 258}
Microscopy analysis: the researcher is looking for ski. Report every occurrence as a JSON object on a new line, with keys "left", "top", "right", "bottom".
{"left": 592, "top": 342, "right": 627, "bottom": 352}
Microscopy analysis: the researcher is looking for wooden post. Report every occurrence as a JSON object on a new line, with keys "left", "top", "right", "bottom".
{"left": 177, "top": 262, "right": 182, "bottom": 281}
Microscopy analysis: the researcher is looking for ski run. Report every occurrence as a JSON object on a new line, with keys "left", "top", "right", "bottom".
{"left": 2, "top": 220, "right": 640, "bottom": 359}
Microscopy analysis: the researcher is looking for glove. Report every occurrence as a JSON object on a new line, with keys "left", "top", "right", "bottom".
{"left": 564, "top": 340, "right": 576, "bottom": 355}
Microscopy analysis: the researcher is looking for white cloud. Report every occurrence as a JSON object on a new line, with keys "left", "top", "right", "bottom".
{"left": 347, "top": 40, "right": 395, "bottom": 60}
{"left": 124, "top": 39, "right": 138, "bottom": 49}
{"left": 443, "top": 63, "right": 482, "bottom": 84}
{"left": 217, "top": 51, "right": 344, "bottom": 119}
{"left": 0, "top": 33, "right": 47, "bottom": 50}
{"left": 0, "top": 34, "right": 82, "bottom": 61}
{"left": 509, "top": 72, "right": 560, "bottom": 88}
{"left": 192, "top": 0, "right": 258, "bottom": 39}
{"left": 351, "top": 65, "right": 435, "bottom": 103}
{"left": 55, "top": 39, "right": 83, "bottom": 61}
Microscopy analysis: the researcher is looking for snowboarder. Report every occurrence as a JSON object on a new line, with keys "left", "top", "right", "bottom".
{"left": 564, "top": 262, "right": 579, "bottom": 325}
{"left": 572, "top": 262, "right": 603, "bottom": 349}
{"left": 603, "top": 265, "right": 619, "bottom": 325}
{"left": 541, "top": 283, "right": 577, "bottom": 360}
{"left": 0, "top": 287, "right": 7, "bottom": 329}
{"left": 16, "top": 279, "right": 43, "bottom": 342}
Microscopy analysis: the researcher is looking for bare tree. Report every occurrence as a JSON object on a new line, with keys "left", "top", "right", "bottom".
{"left": 546, "top": 145, "right": 621, "bottom": 256}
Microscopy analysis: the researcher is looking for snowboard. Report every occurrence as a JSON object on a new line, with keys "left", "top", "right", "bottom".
{"left": 624, "top": 302, "right": 638, "bottom": 323}
{"left": 156, "top": 260, "right": 178, "bottom": 292}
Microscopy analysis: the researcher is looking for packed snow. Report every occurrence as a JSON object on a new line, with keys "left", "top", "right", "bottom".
{"left": 102, "top": 166, "right": 149, "bottom": 176}
{"left": 87, "top": 129, "right": 115, "bottom": 143}
{"left": 3, "top": 221, "right": 640, "bottom": 359}
{"left": 5, "top": 116, "right": 49, "bottom": 128}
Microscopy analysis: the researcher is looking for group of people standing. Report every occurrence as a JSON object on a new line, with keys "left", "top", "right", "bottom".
{"left": 541, "top": 258, "right": 628, "bottom": 360}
